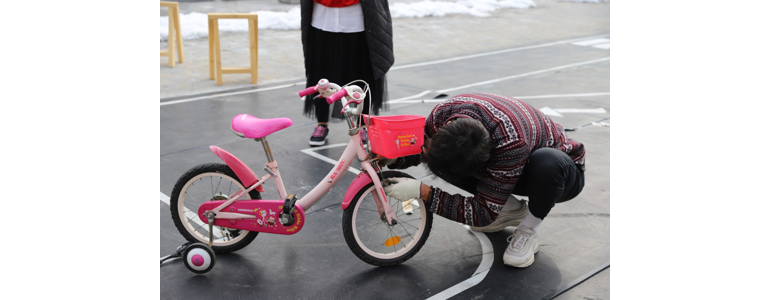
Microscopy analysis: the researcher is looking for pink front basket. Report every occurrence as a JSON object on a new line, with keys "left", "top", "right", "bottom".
{"left": 366, "top": 115, "right": 426, "bottom": 159}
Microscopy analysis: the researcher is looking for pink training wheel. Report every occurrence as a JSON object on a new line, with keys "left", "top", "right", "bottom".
{"left": 183, "top": 243, "right": 216, "bottom": 274}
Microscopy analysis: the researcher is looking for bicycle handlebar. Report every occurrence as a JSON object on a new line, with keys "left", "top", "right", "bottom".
{"left": 326, "top": 88, "right": 348, "bottom": 104}
{"left": 298, "top": 86, "right": 317, "bottom": 97}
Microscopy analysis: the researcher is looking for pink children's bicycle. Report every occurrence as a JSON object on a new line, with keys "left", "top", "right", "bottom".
{"left": 167, "top": 79, "right": 433, "bottom": 274}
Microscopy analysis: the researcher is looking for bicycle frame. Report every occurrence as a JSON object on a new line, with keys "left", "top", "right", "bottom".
{"left": 202, "top": 108, "right": 399, "bottom": 236}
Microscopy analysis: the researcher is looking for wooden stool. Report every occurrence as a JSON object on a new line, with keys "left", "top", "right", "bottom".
{"left": 160, "top": 1, "right": 184, "bottom": 67}
{"left": 208, "top": 13, "right": 259, "bottom": 86}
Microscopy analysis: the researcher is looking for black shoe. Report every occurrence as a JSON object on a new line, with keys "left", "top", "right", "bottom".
{"left": 309, "top": 125, "right": 329, "bottom": 146}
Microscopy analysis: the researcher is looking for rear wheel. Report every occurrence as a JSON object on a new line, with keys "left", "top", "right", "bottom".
{"left": 170, "top": 163, "right": 261, "bottom": 253}
{"left": 342, "top": 171, "right": 433, "bottom": 266}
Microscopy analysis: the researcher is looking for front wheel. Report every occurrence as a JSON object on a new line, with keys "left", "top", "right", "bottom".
{"left": 342, "top": 171, "right": 433, "bottom": 266}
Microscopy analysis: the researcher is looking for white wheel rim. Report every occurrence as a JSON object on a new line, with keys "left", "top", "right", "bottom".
{"left": 177, "top": 172, "right": 251, "bottom": 247}
{"left": 351, "top": 185, "right": 428, "bottom": 260}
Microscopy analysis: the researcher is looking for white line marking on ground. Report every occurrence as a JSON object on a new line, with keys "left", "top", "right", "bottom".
{"left": 394, "top": 92, "right": 610, "bottom": 104}
{"left": 161, "top": 192, "right": 222, "bottom": 238}
{"left": 300, "top": 144, "right": 361, "bottom": 175}
{"left": 394, "top": 34, "right": 609, "bottom": 70}
{"left": 160, "top": 82, "right": 304, "bottom": 106}
{"left": 160, "top": 192, "right": 171, "bottom": 205}
{"left": 427, "top": 227, "right": 494, "bottom": 300}
{"left": 159, "top": 35, "right": 609, "bottom": 106}
{"left": 555, "top": 108, "right": 607, "bottom": 114}
{"left": 390, "top": 90, "right": 433, "bottom": 103}
{"left": 540, "top": 107, "right": 563, "bottom": 117}
{"left": 592, "top": 43, "right": 611, "bottom": 50}
{"left": 540, "top": 107, "right": 607, "bottom": 117}
{"left": 571, "top": 38, "right": 610, "bottom": 46}
{"left": 516, "top": 92, "right": 610, "bottom": 100}
{"left": 437, "top": 57, "right": 611, "bottom": 93}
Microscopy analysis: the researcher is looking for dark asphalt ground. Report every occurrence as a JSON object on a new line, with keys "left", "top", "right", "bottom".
{"left": 159, "top": 35, "right": 610, "bottom": 299}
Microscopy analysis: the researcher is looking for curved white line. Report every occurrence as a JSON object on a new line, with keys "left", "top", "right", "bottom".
{"left": 426, "top": 227, "right": 494, "bottom": 300}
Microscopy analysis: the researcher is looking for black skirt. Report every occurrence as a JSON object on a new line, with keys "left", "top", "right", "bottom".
{"left": 303, "top": 26, "right": 388, "bottom": 121}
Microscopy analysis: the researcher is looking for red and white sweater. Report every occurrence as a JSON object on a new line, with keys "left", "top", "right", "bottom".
{"left": 389, "top": 93, "right": 585, "bottom": 227}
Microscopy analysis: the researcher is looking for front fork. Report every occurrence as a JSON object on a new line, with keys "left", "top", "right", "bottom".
{"left": 361, "top": 158, "right": 399, "bottom": 225}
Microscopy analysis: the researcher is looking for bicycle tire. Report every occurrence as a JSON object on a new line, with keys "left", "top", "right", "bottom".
{"left": 342, "top": 171, "right": 433, "bottom": 266}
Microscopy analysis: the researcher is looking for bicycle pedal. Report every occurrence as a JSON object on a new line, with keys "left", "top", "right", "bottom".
{"left": 281, "top": 194, "right": 298, "bottom": 226}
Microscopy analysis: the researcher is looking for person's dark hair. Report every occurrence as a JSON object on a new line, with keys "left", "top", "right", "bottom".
{"left": 424, "top": 118, "right": 491, "bottom": 182}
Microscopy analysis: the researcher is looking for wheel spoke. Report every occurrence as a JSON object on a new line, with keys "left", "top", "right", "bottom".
{"left": 184, "top": 191, "right": 202, "bottom": 207}
{"left": 190, "top": 180, "right": 211, "bottom": 199}
{"left": 215, "top": 177, "right": 223, "bottom": 196}
{"left": 386, "top": 225, "right": 398, "bottom": 253}
{"left": 364, "top": 220, "right": 381, "bottom": 247}
{"left": 210, "top": 176, "right": 214, "bottom": 198}
{"left": 399, "top": 219, "right": 421, "bottom": 230}
{"left": 397, "top": 217, "right": 415, "bottom": 241}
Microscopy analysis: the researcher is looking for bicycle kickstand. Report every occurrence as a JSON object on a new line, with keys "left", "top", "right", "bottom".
{"left": 204, "top": 211, "right": 216, "bottom": 248}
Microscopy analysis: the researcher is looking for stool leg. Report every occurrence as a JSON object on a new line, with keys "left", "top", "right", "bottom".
{"left": 213, "top": 20, "right": 223, "bottom": 86}
{"left": 208, "top": 18, "right": 214, "bottom": 80}
{"left": 174, "top": 5, "right": 184, "bottom": 63}
{"left": 248, "top": 18, "right": 258, "bottom": 84}
{"left": 168, "top": 11, "right": 176, "bottom": 67}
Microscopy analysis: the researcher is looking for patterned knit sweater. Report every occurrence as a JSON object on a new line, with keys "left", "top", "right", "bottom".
{"left": 389, "top": 93, "right": 585, "bottom": 227}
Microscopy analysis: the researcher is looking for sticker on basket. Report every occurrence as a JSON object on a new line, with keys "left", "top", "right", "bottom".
{"left": 395, "top": 133, "right": 418, "bottom": 149}
{"left": 384, "top": 236, "right": 401, "bottom": 247}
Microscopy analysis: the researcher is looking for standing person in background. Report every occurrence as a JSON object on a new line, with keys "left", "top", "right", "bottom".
{"left": 301, "top": 0, "right": 394, "bottom": 146}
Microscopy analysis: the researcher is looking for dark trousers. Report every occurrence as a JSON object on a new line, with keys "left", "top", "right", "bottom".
{"left": 446, "top": 148, "right": 584, "bottom": 220}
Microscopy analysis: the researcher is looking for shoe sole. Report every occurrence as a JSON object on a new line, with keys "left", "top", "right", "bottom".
{"left": 469, "top": 216, "right": 523, "bottom": 233}
{"left": 309, "top": 139, "right": 327, "bottom": 146}
{"left": 470, "top": 221, "right": 520, "bottom": 233}
{"left": 504, "top": 242, "right": 539, "bottom": 268}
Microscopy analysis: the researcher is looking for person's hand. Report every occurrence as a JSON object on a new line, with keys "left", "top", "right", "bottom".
{"left": 383, "top": 178, "right": 421, "bottom": 202}
{"left": 377, "top": 157, "right": 398, "bottom": 167}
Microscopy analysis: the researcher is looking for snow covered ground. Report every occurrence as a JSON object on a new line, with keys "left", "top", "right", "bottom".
{"left": 160, "top": 0, "right": 539, "bottom": 41}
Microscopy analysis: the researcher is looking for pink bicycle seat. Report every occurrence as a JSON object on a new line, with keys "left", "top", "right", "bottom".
{"left": 231, "top": 114, "right": 293, "bottom": 139}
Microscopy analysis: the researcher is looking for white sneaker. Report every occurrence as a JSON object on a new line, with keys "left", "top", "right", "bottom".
{"left": 403, "top": 200, "right": 414, "bottom": 215}
{"left": 503, "top": 225, "right": 539, "bottom": 268}
{"left": 469, "top": 200, "right": 527, "bottom": 232}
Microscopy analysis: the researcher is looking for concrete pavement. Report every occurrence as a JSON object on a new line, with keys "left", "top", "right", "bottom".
{"left": 160, "top": 0, "right": 609, "bottom": 100}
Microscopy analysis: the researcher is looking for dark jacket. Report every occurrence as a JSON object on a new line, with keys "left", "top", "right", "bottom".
{"left": 301, "top": 0, "right": 395, "bottom": 80}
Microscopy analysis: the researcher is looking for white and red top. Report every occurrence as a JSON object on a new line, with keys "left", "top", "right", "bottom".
{"left": 311, "top": 0, "right": 364, "bottom": 33}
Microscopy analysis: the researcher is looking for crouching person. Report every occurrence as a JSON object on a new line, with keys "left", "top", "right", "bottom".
{"left": 382, "top": 93, "right": 585, "bottom": 268}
